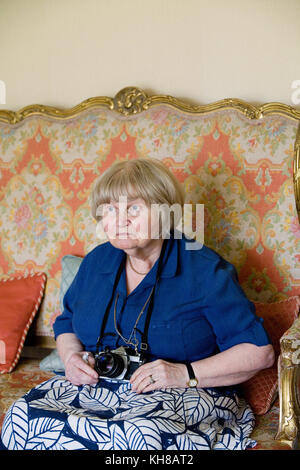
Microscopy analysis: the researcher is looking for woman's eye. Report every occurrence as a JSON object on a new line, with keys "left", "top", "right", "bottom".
{"left": 105, "top": 205, "right": 116, "bottom": 214}
{"left": 128, "top": 205, "right": 140, "bottom": 215}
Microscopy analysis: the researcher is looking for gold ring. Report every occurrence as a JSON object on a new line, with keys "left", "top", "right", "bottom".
{"left": 149, "top": 374, "right": 155, "bottom": 384}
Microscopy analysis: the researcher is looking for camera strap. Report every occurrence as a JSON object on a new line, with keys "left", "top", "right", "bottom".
{"left": 95, "top": 259, "right": 124, "bottom": 355}
{"left": 96, "top": 237, "right": 168, "bottom": 356}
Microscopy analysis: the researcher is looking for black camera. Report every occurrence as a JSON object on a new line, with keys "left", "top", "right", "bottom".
{"left": 94, "top": 346, "right": 146, "bottom": 381}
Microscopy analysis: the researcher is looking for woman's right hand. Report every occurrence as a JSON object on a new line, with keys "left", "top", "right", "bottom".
{"left": 64, "top": 352, "right": 99, "bottom": 386}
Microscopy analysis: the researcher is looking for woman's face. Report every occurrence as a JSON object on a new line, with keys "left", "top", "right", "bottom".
{"left": 98, "top": 197, "right": 161, "bottom": 251}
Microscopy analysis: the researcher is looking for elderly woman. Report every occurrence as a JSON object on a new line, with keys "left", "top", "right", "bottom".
{"left": 1, "top": 158, "right": 274, "bottom": 451}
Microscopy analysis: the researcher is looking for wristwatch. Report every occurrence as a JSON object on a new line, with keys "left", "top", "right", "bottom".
{"left": 186, "top": 363, "right": 198, "bottom": 387}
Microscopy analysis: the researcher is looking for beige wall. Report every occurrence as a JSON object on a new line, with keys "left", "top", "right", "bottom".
{"left": 0, "top": 0, "right": 300, "bottom": 110}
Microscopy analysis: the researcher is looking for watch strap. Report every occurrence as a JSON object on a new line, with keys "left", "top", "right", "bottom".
{"left": 186, "top": 363, "right": 196, "bottom": 381}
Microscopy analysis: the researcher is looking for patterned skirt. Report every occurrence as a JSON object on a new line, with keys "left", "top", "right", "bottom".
{"left": 1, "top": 376, "right": 256, "bottom": 450}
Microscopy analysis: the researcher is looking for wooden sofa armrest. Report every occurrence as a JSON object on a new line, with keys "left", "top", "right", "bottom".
{"left": 275, "top": 316, "right": 300, "bottom": 449}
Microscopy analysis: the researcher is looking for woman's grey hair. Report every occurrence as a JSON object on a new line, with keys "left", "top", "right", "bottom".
{"left": 91, "top": 157, "right": 185, "bottom": 232}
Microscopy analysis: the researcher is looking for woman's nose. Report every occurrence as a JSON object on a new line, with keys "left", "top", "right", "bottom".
{"left": 117, "top": 209, "right": 130, "bottom": 226}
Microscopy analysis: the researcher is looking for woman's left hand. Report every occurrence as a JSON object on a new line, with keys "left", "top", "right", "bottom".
{"left": 130, "top": 359, "right": 189, "bottom": 393}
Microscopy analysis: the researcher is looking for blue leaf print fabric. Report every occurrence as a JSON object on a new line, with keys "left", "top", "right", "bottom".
{"left": 1, "top": 376, "right": 257, "bottom": 450}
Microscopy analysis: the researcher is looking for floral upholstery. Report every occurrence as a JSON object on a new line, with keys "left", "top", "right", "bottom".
{"left": 0, "top": 89, "right": 299, "bottom": 450}
{"left": 0, "top": 103, "right": 299, "bottom": 336}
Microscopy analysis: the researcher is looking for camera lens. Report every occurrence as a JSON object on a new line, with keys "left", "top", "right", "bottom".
{"left": 95, "top": 352, "right": 125, "bottom": 378}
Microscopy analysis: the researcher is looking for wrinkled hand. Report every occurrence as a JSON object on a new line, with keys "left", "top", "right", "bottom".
{"left": 65, "top": 352, "right": 98, "bottom": 386}
{"left": 130, "top": 359, "right": 189, "bottom": 393}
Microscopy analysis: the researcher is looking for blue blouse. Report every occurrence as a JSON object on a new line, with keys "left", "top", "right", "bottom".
{"left": 53, "top": 231, "right": 270, "bottom": 363}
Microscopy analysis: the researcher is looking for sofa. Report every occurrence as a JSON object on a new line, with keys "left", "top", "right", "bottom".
{"left": 0, "top": 86, "right": 299, "bottom": 450}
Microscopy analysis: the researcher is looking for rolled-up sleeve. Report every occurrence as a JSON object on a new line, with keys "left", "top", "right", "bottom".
{"left": 202, "top": 258, "right": 270, "bottom": 351}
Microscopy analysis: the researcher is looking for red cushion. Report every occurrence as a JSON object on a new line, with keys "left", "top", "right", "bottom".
{"left": 240, "top": 296, "right": 300, "bottom": 415}
{"left": 0, "top": 273, "right": 47, "bottom": 373}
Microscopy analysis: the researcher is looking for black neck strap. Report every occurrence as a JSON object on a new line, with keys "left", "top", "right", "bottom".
{"left": 96, "top": 237, "right": 168, "bottom": 356}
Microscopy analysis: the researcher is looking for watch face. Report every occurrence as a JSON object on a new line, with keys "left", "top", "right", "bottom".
{"left": 188, "top": 378, "right": 198, "bottom": 387}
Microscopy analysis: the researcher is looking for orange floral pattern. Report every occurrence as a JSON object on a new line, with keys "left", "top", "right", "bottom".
{"left": 0, "top": 106, "right": 299, "bottom": 336}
